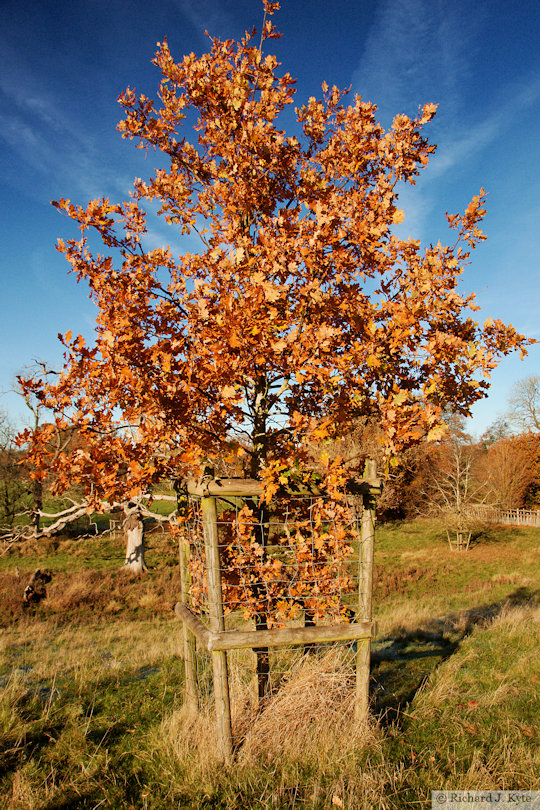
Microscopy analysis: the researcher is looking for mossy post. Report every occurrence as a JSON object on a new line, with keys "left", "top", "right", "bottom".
{"left": 355, "top": 458, "right": 377, "bottom": 722}
{"left": 200, "top": 480, "right": 233, "bottom": 763}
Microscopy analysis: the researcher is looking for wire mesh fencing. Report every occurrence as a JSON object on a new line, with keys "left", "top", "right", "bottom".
{"left": 185, "top": 493, "right": 369, "bottom": 629}
{"left": 175, "top": 473, "right": 379, "bottom": 760}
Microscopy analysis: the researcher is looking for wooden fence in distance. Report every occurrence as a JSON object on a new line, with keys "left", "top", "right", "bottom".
{"left": 467, "top": 505, "right": 540, "bottom": 528}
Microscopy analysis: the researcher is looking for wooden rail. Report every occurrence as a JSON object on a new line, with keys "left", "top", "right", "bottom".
{"left": 175, "top": 602, "right": 375, "bottom": 652}
{"left": 186, "top": 476, "right": 382, "bottom": 499}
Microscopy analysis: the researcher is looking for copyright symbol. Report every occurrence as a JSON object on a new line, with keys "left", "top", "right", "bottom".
{"left": 435, "top": 794, "right": 447, "bottom": 805}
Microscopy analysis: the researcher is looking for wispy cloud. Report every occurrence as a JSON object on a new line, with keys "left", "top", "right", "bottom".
{"left": 0, "top": 99, "right": 131, "bottom": 205}
{"left": 0, "top": 37, "right": 133, "bottom": 204}
{"left": 426, "top": 73, "right": 540, "bottom": 181}
{"left": 352, "top": 0, "right": 476, "bottom": 124}
{"left": 394, "top": 69, "right": 540, "bottom": 240}
{"left": 170, "top": 0, "right": 239, "bottom": 41}
{"left": 353, "top": 0, "right": 540, "bottom": 242}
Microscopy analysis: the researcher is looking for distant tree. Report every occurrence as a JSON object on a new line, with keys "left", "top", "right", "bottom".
{"left": 0, "top": 412, "right": 28, "bottom": 530}
{"left": 379, "top": 440, "right": 441, "bottom": 520}
{"left": 15, "top": 365, "right": 83, "bottom": 537}
{"left": 513, "top": 432, "right": 540, "bottom": 507}
{"left": 508, "top": 375, "right": 540, "bottom": 433}
{"left": 423, "top": 422, "right": 485, "bottom": 550}
{"left": 477, "top": 437, "right": 535, "bottom": 509}
{"left": 479, "top": 416, "right": 511, "bottom": 449}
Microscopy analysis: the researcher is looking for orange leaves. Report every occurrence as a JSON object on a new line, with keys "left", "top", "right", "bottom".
{"left": 420, "top": 102, "right": 438, "bottom": 123}
{"left": 228, "top": 331, "right": 242, "bottom": 349}
{"left": 263, "top": 1, "right": 280, "bottom": 13}
{"left": 21, "top": 8, "right": 531, "bottom": 509}
{"left": 188, "top": 499, "right": 356, "bottom": 627}
{"left": 251, "top": 271, "right": 282, "bottom": 303}
{"left": 444, "top": 189, "right": 487, "bottom": 250}
{"left": 426, "top": 423, "right": 447, "bottom": 443}
{"left": 100, "top": 330, "right": 115, "bottom": 348}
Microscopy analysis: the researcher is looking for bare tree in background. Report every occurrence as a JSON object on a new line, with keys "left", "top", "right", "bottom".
{"left": 479, "top": 416, "right": 511, "bottom": 449}
{"left": 15, "top": 364, "right": 76, "bottom": 537}
{"left": 0, "top": 411, "right": 28, "bottom": 529}
{"left": 423, "top": 419, "right": 485, "bottom": 550}
{"left": 508, "top": 375, "right": 540, "bottom": 433}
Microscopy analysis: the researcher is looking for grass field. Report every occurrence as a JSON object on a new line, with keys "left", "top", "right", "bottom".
{"left": 0, "top": 520, "right": 538, "bottom": 808}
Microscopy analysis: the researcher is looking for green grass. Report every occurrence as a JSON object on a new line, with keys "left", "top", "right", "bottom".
{"left": 373, "top": 520, "right": 539, "bottom": 628}
{"left": 0, "top": 621, "right": 187, "bottom": 809}
{"left": 0, "top": 518, "right": 538, "bottom": 808}
{"left": 384, "top": 604, "right": 540, "bottom": 803}
{"left": 0, "top": 524, "right": 179, "bottom": 573}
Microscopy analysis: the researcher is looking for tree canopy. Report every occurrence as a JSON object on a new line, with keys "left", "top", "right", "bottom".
{"left": 19, "top": 1, "right": 530, "bottom": 503}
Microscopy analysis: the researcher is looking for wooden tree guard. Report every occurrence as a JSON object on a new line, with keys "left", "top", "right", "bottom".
{"left": 201, "top": 494, "right": 234, "bottom": 763}
{"left": 175, "top": 464, "right": 381, "bottom": 762}
{"left": 356, "top": 458, "right": 377, "bottom": 722}
{"left": 178, "top": 534, "right": 197, "bottom": 713}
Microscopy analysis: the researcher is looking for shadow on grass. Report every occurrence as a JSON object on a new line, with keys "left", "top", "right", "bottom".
{"left": 371, "top": 586, "right": 539, "bottom": 725}
{"left": 40, "top": 794, "right": 102, "bottom": 810}
{"left": 0, "top": 722, "right": 66, "bottom": 780}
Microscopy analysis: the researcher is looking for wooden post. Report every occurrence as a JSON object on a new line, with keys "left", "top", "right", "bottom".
{"left": 179, "top": 533, "right": 198, "bottom": 712}
{"left": 201, "top": 493, "right": 233, "bottom": 763}
{"left": 253, "top": 500, "right": 271, "bottom": 702}
{"left": 356, "top": 459, "right": 376, "bottom": 722}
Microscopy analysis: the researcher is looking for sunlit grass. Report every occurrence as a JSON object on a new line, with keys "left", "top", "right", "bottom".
{"left": 0, "top": 519, "right": 539, "bottom": 807}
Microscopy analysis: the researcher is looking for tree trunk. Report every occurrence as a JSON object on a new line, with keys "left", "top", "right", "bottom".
{"left": 250, "top": 376, "right": 271, "bottom": 701}
{"left": 123, "top": 512, "right": 147, "bottom": 573}
{"left": 303, "top": 608, "right": 317, "bottom": 655}
{"left": 32, "top": 478, "right": 43, "bottom": 537}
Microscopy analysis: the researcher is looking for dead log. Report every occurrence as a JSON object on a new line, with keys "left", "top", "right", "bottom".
{"left": 23, "top": 568, "right": 52, "bottom": 605}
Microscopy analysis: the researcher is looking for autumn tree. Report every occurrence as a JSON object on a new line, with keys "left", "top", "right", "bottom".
{"left": 515, "top": 431, "right": 540, "bottom": 506}
{"left": 20, "top": 3, "right": 529, "bottom": 549}
{"left": 478, "top": 437, "right": 536, "bottom": 509}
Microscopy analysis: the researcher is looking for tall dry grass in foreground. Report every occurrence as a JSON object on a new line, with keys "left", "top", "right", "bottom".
{"left": 1, "top": 521, "right": 539, "bottom": 808}
{"left": 160, "top": 647, "right": 404, "bottom": 809}
{"left": 1, "top": 604, "right": 538, "bottom": 808}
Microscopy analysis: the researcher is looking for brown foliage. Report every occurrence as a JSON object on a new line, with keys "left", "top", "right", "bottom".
{"left": 17, "top": 4, "right": 530, "bottom": 509}
{"left": 478, "top": 437, "right": 537, "bottom": 509}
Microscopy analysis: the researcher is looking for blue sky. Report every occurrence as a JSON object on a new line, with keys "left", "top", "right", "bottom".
{"left": 1, "top": 0, "right": 539, "bottom": 436}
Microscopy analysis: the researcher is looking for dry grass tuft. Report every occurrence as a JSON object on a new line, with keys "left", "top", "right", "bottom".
{"left": 160, "top": 647, "right": 392, "bottom": 809}
{"left": 491, "top": 571, "right": 530, "bottom": 586}
{"left": 239, "top": 647, "right": 378, "bottom": 765}
{"left": 493, "top": 602, "right": 540, "bottom": 627}
{"left": 161, "top": 702, "right": 225, "bottom": 789}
